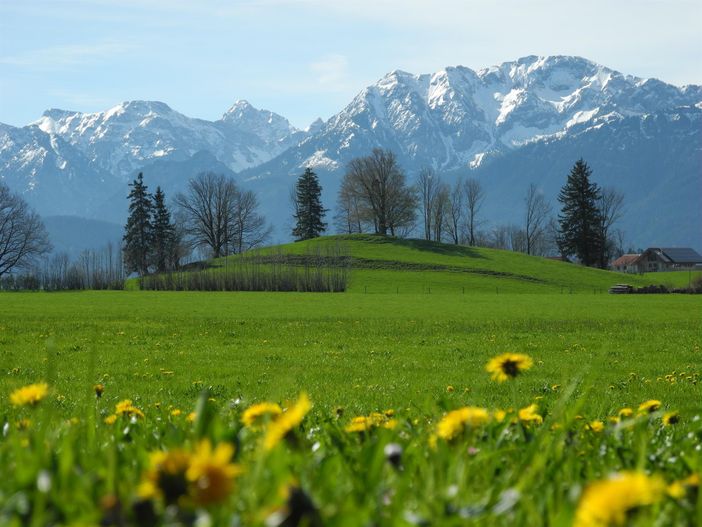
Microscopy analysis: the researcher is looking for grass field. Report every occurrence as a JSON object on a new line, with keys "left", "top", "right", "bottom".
{"left": 1, "top": 291, "right": 700, "bottom": 414}
{"left": 211, "top": 235, "right": 701, "bottom": 294}
{"left": 2, "top": 237, "right": 701, "bottom": 525}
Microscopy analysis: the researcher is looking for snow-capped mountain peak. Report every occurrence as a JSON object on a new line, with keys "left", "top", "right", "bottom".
{"left": 2, "top": 55, "right": 701, "bottom": 250}
{"left": 305, "top": 118, "right": 325, "bottom": 134}
{"left": 278, "top": 55, "right": 701, "bottom": 174}
{"left": 11, "top": 98, "right": 308, "bottom": 183}
{"left": 219, "top": 99, "right": 298, "bottom": 144}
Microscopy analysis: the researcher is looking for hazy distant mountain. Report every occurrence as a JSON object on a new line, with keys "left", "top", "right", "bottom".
{"left": 43, "top": 216, "right": 123, "bottom": 259}
{"left": 461, "top": 106, "right": 702, "bottom": 251}
{"left": 1, "top": 55, "right": 700, "bottom": 251}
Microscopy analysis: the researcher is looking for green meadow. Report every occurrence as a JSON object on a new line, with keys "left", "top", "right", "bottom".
{"left": 1, "top": 236, "right": 701, "bottom": 525}
{"left": 1, "top": 290, "right": 700, "bottom": 414}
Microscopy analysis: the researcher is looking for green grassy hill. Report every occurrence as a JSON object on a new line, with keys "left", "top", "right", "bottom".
{"left": 207, "top": 234, "right": 692, "bottom": 294}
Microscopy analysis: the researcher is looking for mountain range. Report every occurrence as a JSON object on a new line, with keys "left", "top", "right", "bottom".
{"left": 1, "top": 55, "right": 700, "bottom": 253}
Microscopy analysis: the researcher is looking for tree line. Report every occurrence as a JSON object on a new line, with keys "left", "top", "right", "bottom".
{"left": 0, "top": 243, "right": 125, "bottom": 291}
{"left": 0, "top": 149, "right": 627, "bottom": 289}
{"left": 295, "top": 148, "right": 625, "bottom": 269}
{"left": 122, "top": 172, "right": 271, "bottom": 276}
{"left": 137, "top": 154, "right": 619, "bottom": 275}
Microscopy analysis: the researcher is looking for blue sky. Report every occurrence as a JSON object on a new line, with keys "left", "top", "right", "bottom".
{"left": 1, "top": 0, "right": 700, "bottom": 129}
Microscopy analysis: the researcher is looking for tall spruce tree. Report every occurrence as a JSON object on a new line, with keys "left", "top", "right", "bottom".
{"left": 292, "top": 168, "right": 327, "bottom": 241}
{"left": 557, "top": 159, "right": 603, "bottom": 267}
{"left": 123, "top": 172, "right": 153, "bottom": 275}
{"left": 151, "top": 186, "right": 177, "bottom": 273}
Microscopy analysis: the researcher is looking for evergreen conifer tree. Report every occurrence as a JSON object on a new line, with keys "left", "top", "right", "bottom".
{"left": 151, "top": 186, "right": 177, "bottom": 273}
{"left": 292, "top": 168, "right": 327, "bottom": 241}
{"left": 557, "top": 159, "right": 603, "bottom": 267}
{"left": 123, "top": 172, "right": 153, "bottom": 275}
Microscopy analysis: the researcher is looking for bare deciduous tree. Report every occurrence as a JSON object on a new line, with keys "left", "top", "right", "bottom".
{"left": 445, "top": 179, "right": 464, "bottom": 245}
{"left": 598, "top": 187, "right": 625, "bottom": 267}
{"left": 339, "top": 149, "right": 417, "bottom": 236}
{"left": 174, "top": 172, "right": 269, "bottom": 258}
{"left": 334, "top": 179, "right": 364, "bottom": 234}
{"left": 463, "top": 178, "right": 485, "bottom": 246}
{"left": 432, "top": 183, "right": 450, "bottom": 242}
{"left": 231, "top": 189, "right": 271, "bottom": 254}
{"left": 489, "top": 225, "right": 511, "bottom": 250}
{"left": 509, "top": 225, "right": 528, "bottom": 253}
{"left": 524, "top": 183, "right": 552, "bottom": 255}
{"left": 0, "top": 182, "right": 51, "bottom": 278}
{"left": 417, "top": 167, "right": 441, "bottom": 241}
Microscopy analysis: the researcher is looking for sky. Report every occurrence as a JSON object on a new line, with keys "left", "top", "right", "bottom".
{"left": 1, "top": 0, "right": 700, "bottom": 129}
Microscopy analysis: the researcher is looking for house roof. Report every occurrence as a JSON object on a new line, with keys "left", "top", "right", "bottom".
{"left": 612, "top": 254, "right": 640, "bottom": 267}
{"left": 659, "top": 248, "right": 702, "bottom": 264}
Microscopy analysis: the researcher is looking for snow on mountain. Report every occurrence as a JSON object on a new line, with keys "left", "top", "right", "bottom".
{"left": 27, "top": 99, "right": 301, "bottom": 178}
{"left": 253, "top": 55, "right": 701, "bottom": 176}
{"left": 305, "top": 118, "right": 325, "bottom": 135}
{"left": 464, "top": 105, "right": 702, "bottom": 251}
{"left": 220, "top": 100, "right": 298, "bottom": 145}
{"left": 1, "top": 55, "right": 700, "bottom": 249}
{"left": 0, "top": 122, "right": 117, "bottom": 216}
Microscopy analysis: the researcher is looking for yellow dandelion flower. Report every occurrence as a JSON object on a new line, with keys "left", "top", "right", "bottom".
{"left": 104, "top": 414, "right": 117, "bottom": 425}
{"left": 241, "top": 402, "right": 282, "bottom": 428}
{"left": 115, "top": 399, "right": 133, "bottom": 413}
{"left": 637, "top": 400, "right": 661, "bottom": 414}
{"left": 428, "top": 434, "right": 438, "bottom": 449}
{"left": 344, "top": 411, "right": 397, "bottom": 433}
{"left": 493, "top": 409, "right": 507, "bottom": 423}
{"left": 10, "top": 382, "right": 49, "bottom": 407}
{"left": 115, "top": 399, "right": 144, "bottom": 419}
{"left": 137, "top": 479, "right": 159, "bottom": 501}
{"left": 368, "top": 412, "right": 385, "bottom": 423}
{"left": 94, "top": 384, "right": 105, "bottom": 398}
{"left": 143, "top": 449, "right": 192, "bottom": 504}
{"left": 186, "top": 412, "right": 197, "bottom": 423}
{"left": 345, "top": 416, "right": 374, "bottom": 433}
{"left": 574, "top": 472, "right": 665, "bottom": 527}
{"left": 667, "top": 474, "right": 699, "bottom": 499}
{"left": 187, "top": 440, "right": 242, "bottom": 506}
{"left": 586, "top": 420, "right": 605, "bottom": 433}
{"left": 170, "top": 409, "right": 182, "bottom": 417}
{"left": 435, "top": 406, "right": 490, "bottom": 441}
{"left": 683, "top": 473, "right": 699, "bottom": 486}
{"left": 263, "top": 393, "right": 311, "bottom": 450}
{"left": 618, "top": 408, "right": 633, "bottom": 419}
{"left": 383, "top": 419, "right": 398, "bottom": 429}
{"left": 518, "top": 404, "right": 543, "bottom": 426}
{"left": 485, "top": 353, "right": 533, "bottom": 382}
{"left": 662, "top": 411, "right": 679, "bottom": 426}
